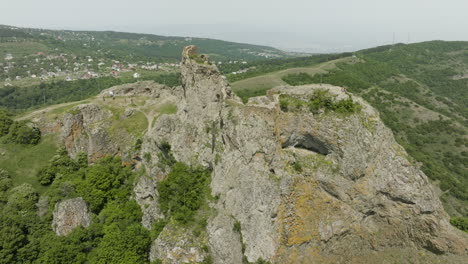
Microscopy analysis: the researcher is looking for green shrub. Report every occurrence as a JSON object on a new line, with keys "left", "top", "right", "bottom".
{"left": 0, "top": 169, "right": 12, "bottom": 202}
{"left": 279, "top": 94, "right": 307, "bottom": 112}
{"left": 88, "top": 223, "right": 150, "bottom": 264}
{"left": 292, "top": 161, "right": 303, "bottom": 172}
{"left": 4, "top": 121, "right": 41, "bottom": 145}
{"left": 77, "top": 156, "right": 133, "bottom": 213}
{"left": 157, "top": 162, "right": 211, "bottom": 224}
{"left": 76, "top": 152, "right": 89, "bottom": 168}
{"left": 331, "top": 98, "right": 362, "bottom": 113}
{"left": 134, "top": 138, "right": 143, "bottom": 152}
{"left": 0, "top": 109, "right": 13, "bottom": 137}
{"left": 280, "top": 90, "right": 361, "bottom": 115}
{"left": 37, "top": 167, "right": 57, "bottom": 185}
{"left": 36, "top": 148, "right": 81, "bottom": 186}
{"left": 201, "top": 255, "right": 213, "bottom": 264}
{"left": 143, "top": 152, "right": 152, "bottom": 163}
{"left": 157, "top": 141, "right": 176, "bottom": 172}
{"left": 233, "top": 220, "right": 241, "bottom": 233}
{"left": 308, "top": 89, "right": 334, "bottom": 113}
{"left": 450, "top": 217, "right": 468, "bottom": 232}
{"left": 7, "top": 183, "right": 39, "bottom": 210}
{"left": 150, "top": 219, "right": 168, "bottom": 240}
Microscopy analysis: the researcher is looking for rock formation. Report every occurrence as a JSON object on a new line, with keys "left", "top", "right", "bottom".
{"left": 141, "top": 46, "right": 467, "bottom": 263}
{"left": 52, "top": 197, "right": 91, "bottom": 236}
{"left": 32, "top": 46, "right": 467, "bottom": 263}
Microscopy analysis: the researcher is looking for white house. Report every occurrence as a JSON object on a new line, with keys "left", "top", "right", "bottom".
{"left": 133, "top": 72, "right": 141, "bottom": 79}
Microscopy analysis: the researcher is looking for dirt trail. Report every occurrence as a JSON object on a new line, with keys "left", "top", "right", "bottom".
{"left": 16, "top": 101, "right": 89, "bottom": 121}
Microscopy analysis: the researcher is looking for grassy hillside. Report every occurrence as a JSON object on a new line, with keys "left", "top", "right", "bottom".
{"left": 0, "top": 25, "right": 289, "bottom": 64}
{"left": 233, "top": 41, "right": 468, "bottom": 216}
{"left": 0, "top": 134, "right": 58, "bottom": 193}
{"left": 230, "top": 57, "right": 353, "bottom": 102}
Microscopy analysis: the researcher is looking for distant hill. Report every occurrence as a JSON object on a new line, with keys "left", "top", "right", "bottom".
{"left": 0, "top": 25, "right": 294, "bottom": 106}
{"left": 0, "top": 25, "right": 291, "bottom": 63}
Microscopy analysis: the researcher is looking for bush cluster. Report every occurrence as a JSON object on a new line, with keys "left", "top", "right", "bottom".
{"left": 450, "top": 217, "right": 468, "bottom": 233}
{"left": 0, "top": 110, "right": 41, "bottom": 145}
{"left": 280, "top": 89, "right": 361, "bottom": 114}
{"left": 158, "top": 162, "right": 212, "bottom": 224}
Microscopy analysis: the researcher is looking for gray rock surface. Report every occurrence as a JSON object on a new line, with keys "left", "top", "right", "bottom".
{"left": 52, "top": 197, "right": 91, "bottom": 236}
{"left": 149, "top": 223, "right": 209, "bottom": 264}
{"left": 61, "top": 103, "right": 115, "bottom": 162}
{"left": 133, "top": 174, "right": 164, "bottom": 229}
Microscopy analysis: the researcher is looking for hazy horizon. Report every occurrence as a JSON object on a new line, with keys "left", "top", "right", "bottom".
{"left": 2, "top": 0, "right": 468, "bottom": 53}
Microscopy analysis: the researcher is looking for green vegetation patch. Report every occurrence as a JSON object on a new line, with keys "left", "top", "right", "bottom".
{"left": 1, "top": 109, "right": 41, "bottom": 145}
{"left": 450, "top": 217, "right": 468, "bottom": 233}
{"left": 0, "top": 41, "right": 49, "bottom": 59}
{"left": 279, "top": 89, "right": 361, "bottom": 114}
{"left": 281, "top": 72, "right": 315, "bottom": 85}
{"left": 234, "top": 86, "right": 272, "bottom": 104}
{"left": 109, "top": 110, "right": 148, "bottom": 137}
{"left": 0, "top": 134, "right": 58, "bottom": 192}
{"left": 3, "top": 121, "right": 41, "bottom": 145}
{"left": 46, "top": 101, "right": 90, "bottom": 117}
{"left": 156, "top": 103, "right": 178, "bottom": 115}
{"left": 157, "top": 162, "right": 212, "bottom": 224}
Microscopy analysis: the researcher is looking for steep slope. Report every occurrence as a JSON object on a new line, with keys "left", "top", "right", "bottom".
{"left": 23, "top": 46, "right": 468, "bottom": 263}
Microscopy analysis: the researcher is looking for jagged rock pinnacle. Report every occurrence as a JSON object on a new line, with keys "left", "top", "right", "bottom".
{"left": 180, "top": 45, "right": 234, "bottom": 106}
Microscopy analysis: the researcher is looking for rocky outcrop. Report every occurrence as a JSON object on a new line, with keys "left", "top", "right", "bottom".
{"left": 32, "top": 46, "right": 467, "bottom": 263}
{"left": 149, "top": 224, "right": 209, "bottom": 263}
{"left": 134, "top": 174, "right": 164, "bottom": 229}
{"left": 139, "top": 46, "right": 467, "bottom": 263}
{"left": 52, "top": 197, "right": 91, "bottom": 236}
{"left": 61, "top": 104, "right": 115, "bottom": 162}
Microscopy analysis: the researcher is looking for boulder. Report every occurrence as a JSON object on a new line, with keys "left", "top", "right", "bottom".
{"left": 52, "top": 197, "right": 91, "bottom": 236}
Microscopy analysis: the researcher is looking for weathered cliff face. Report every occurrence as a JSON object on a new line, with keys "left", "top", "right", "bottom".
{"left": 61, "top": 104, "right": 115, "bottom": 162}
{"left": 139, "top": 46, "right": 467, "bottom": 263}
{"left": 52, "top": 197, "right": 91, "bottom": 236}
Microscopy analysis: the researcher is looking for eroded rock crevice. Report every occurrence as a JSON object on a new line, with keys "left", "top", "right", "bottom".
{"left": 282, "top": 133, "right": 331, "bottom": 155}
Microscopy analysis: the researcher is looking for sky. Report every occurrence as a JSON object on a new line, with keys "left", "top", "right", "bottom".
{"left": 1, "top": 0, "right": 468, "bottom": 52}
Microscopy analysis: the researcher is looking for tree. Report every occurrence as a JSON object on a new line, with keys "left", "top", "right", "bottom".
{"left": 157, "top": 162, "right": 211, "bottom": 224}
{"left": 0, "top": 169, "right": 12, "bottom": 202}
{"left": 88, "top": 223, "right": 151, "bottom": 264}
{"left": 77, "top": 156, "right": 132, "bottom": 213}
{"left": 0, "top": 109, "right": 13, "bottom": 137}
{"left": 37, "top": 167, "right": 57, "bottom": 185}
{"left": 5, "top": 121, "right": 41, "bottom": 145}
{"left": 0, "top": 223, "right": 27, "bottom": 264}
{"left": 7, "top": 183, "right": 39, "bottom": 211}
